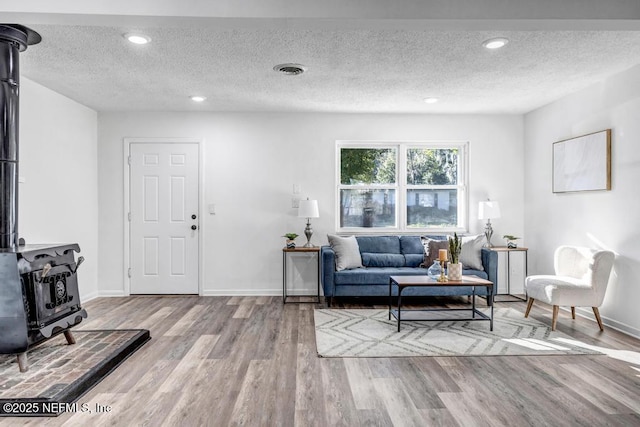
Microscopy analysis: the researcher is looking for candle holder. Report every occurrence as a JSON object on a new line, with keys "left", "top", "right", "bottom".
{"left": 437, "top": 260, "right": 448, "bottom": 282}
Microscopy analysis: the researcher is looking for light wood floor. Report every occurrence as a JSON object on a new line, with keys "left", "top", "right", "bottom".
{"left": 3, "top": 296, "right": 640, "bottom": 426}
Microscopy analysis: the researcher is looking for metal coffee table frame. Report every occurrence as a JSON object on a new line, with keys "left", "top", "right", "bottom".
{"left": 388, "top": 275, "right": 494, "bottom": 332}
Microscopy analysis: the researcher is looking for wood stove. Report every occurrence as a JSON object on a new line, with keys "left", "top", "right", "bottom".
{"left": 0, "top": 244, "right": 87, "bottom": 372}
{"left": 0, "top": 25, "right": 87, "bottom": 372}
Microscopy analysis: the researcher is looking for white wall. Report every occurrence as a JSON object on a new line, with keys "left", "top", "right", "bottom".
{"left": 19, "top": 78, "right": 99, "bottom": 300}
{"left": 524, "top": 64, "right": 640, "bottom": 337}
{"left": 98, "top": 112, "right": 523, "bottom": 296}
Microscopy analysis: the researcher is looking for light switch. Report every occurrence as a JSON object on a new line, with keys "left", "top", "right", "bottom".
{"left": 293, "top": 184, "right": 301, "bottom": 194}
{"left": 19, "top": 176, "right": 25, "bottom": 183}
{"left": 208, "top": 204, "right": 216, "bottom": 215}
{"left": 292, "top": 198, "right": 300, "bottom": 208}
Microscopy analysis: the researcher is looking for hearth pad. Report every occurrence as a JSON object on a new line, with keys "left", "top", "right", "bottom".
{"left": 0, "top": 329, "right": 150, "bottom": 417}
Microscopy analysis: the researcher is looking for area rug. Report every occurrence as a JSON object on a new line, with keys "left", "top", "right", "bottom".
{"left": 0, "top": 329, "right": 150, "bottom": 417}
{"left": 315, "top": 308, "right": 601, "bottom": 357}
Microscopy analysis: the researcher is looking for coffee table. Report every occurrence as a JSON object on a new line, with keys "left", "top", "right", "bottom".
{"left": 389, "top": 275, "right": 494, "bottom": 332}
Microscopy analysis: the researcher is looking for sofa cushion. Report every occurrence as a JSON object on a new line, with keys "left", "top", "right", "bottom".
{"left": 361, "top": 253, "right": 406, "bottom": 268}
{"left": 355, "top": 236, "right": 401, "bottom": 254}
{"left": 400, "top": 236, "right": 423, "bottom": 255}
{"left": 400, "top": 236, "right": 424, "bottom": 267}
{"left": 333, "top": 267, "right": 488, "bottom": 286}
{"left": 334, "top": 267, "right": 427, "bottom": 285}
{"left": 404, "top": 254, "right": 424, "bottom": 268}
{"left": 327, "top": 234, "right": 363, "bottom": 271}
{"left": 460, "top": 234, "right": 485, "bottom": 271}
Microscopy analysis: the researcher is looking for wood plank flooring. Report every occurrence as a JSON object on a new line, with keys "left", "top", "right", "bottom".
{"left": 2, "top": 296, "right": 639, "bottom": 426}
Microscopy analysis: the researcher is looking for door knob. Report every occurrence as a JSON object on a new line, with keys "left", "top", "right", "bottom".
{"left": 191, "top": 214, "right": 197, "bottom": 219}
{"left": 191, "top": 225, "right": 197, "bottom": 230}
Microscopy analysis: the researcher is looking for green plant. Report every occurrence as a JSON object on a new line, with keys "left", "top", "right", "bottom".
{"left": 503, "top": 235, "right": 520, "bottom": 242}
{"left": 448, "top": 232, "right": 462, "bottom": 264}
{"left": 283, "top": 233, "right": 299, "bottom": 240}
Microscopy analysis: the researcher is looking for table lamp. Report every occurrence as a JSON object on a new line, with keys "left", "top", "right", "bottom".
{"left": 478, "top": 200, "right": 501, "bottom": 248}
{"left": 298, "top": 198, "right": 319, "bottom": 247}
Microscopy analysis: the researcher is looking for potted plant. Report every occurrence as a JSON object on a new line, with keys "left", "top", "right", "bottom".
{"left": 283, "top": 233, "right": 299, "bottom": 249}
{"left": 503, "top": 235, "right": 520, "bottom": 249}
{"left": 448, "top": 232, "right": 463, "bottom": 280}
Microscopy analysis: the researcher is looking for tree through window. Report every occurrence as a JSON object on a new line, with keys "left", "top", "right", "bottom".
{"left": 337, "top": 142, "right": 467, "bottom": 232}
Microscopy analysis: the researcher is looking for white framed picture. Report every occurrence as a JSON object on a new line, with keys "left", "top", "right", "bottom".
{"left": 552, "top": 129, "right": 611, "bottom": 193}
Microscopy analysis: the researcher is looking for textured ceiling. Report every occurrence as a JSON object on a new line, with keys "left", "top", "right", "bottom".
{"left": 16, "top": 24, "right": 640, "bottom": 114}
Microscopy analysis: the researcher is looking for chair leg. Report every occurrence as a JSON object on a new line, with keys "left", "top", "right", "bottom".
{"left": 17, "top": 352, "right": 28, "bottom": 373}
{"left": 524, "top": 297, "right": 535, "bottom": 318}
{"left": 571, "top": 307, "right": 576, "bottom": 319}
{"left": 592, "top": 307, "right": 604, "bottom": 331}
{"left": 552, "top": 305, "right": 559, "bottom": 331}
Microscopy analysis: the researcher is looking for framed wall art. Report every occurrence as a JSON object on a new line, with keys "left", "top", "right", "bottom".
{"left": 552, "top": 129, "right": 611, "bottom": 193}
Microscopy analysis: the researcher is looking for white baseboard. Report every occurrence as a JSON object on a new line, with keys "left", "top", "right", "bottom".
{"left": 571, "top": 307, "right": 640, "bottom": 340}
{"left": 97, "top": 290, "right": 129, "bottom": 297}
{"left": 89, "top": 289, "right": 305, "bottom": 297}
{"left": 202, "top": 289, "right": 282, "bottom": 296}
{"left": 202, "top": 289, "right": 323, "bottom": 296}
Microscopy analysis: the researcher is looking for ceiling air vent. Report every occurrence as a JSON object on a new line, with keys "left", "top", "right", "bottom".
{"left": 273, "top": 63, "right": 307, "bottom": 75}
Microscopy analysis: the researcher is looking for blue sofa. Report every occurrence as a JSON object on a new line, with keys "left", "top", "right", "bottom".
{"left": 321, "top": 235, "right": 497, "bottom": 306}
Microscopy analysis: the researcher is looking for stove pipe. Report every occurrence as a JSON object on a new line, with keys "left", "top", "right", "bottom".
{"left": 0, "top": 25, "right": 41, "bottom": 249}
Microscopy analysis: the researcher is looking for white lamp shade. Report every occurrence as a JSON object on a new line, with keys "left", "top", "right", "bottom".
{"left": 298, "top": 199, "right": 319, "bottom": 218}
{"left": 478, "top": 200, "right": 501, "bottom": 220}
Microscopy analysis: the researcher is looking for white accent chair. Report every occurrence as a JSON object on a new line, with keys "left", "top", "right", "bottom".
{"left": 524, "top": 246, "right": 615, "bottom": 331}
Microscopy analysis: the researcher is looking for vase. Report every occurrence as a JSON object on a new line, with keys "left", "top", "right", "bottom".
{"left": 427, "top": 261, "right": 442, "bottom": 280}
{"left": 286, "top": 239, "right": 296, "bottom": 249}
{"left": 448, "top": 263, "right": 462, "bottom": 281}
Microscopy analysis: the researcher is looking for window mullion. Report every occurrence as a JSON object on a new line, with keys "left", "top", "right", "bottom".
{"left": 399, "top": 145, "right": 407, "bottom": 231}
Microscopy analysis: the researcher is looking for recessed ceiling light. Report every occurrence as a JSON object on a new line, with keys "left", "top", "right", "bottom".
{"left": 190, "top": 96, "right": 206, "bottom": 102}
{"left": 482, "top": 37, "right": 509, "bottom": 50}
{"left": 124, "top": 33, "right": 151, "bottom": 45}
{"left": 273, "top": 63, "right": 307, "bottom": 75}
{"left": 424, "top": 97, "right": 439, "bottom": 104}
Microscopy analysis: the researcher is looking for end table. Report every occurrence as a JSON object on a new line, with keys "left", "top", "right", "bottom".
{"left": 489, "top": 246, "right": 528, "bottom": 302}
{"left": 282, "top": 247, "right": 321, "bottom": 304}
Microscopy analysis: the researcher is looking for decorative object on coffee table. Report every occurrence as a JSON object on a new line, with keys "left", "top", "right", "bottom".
{"left": 426, "top": 260, "right": 442, "bottom": 279}
{"left": 437, "top": 248, "right": 448, "bottom": 282}
{"left": 503, "top": 234, "right": 520, "bottom": 248}
{"left": 298, "top": 198, "right": 319, "bottom": 247}
{"left": 283, "top": 233, "right": 298, "bottom": 249}
{"left": 479, "top": 199, "right": 501, "bottom": 248}
{"left": 448, "top": 232, "right": 462, "bottom": 280}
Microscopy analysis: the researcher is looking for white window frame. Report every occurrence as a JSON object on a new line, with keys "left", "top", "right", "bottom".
{"left": 336, "top": 140, "right": 468, "bottom": 234}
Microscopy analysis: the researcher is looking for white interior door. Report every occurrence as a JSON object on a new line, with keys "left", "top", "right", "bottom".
{"left": 129, "top": 142, "right": 199, "bottom": 294}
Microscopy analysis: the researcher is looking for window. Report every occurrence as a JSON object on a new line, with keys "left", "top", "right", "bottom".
{"left": 337, "top": 142, "right": 467, "bottom": 233}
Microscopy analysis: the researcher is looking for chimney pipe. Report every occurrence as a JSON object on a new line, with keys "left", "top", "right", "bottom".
{"left": 0, "top": 24, "right": 41, "bottom": 249}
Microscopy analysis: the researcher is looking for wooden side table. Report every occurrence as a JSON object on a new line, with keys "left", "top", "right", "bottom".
{"left": 282, "top": 247, "right": 321, "bottom": 304}
{"left": 489, "top": 246, "right": 528, "bottom": 302}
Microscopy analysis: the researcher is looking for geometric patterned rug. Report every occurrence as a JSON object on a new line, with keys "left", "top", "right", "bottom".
{"left": 0, "top": 330, "right": 150, "bottom": 417}
{"left": 314, "top": 308, "right": 602, "bottom": 357}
